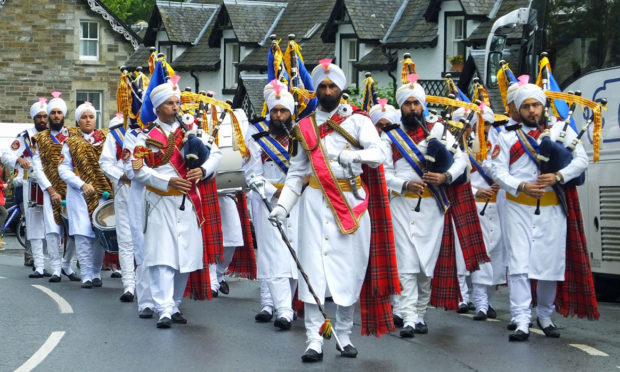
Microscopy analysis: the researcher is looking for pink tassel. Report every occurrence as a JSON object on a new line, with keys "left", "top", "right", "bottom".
{"left": 38, "top": 97, "right": 48, "bottom": 103}
{"left": 269, "top": 79, "right": 283, "bottom": 95}
{"left": 51, "top": 91, "right": 61, "bottom": 98}
{"left": 207, "top": 90, "right": 216, "bottom": 97}
{"left": 115, "top": 113, "right": 124, "bottom": 119}
{"left": 379, "top": 98, "right": 388, "bottom": 110}
{"left": 517, "top": 74, "right": 530, "bottom": 86}
{"left": 479, "top": 101, "right": 486, "bottom": 111}
{"left": 170, "top": 74, "right": 181, "bottom": 86}
{"left": 319, "top": 58, "right": 332, "bottom": 69}
{"left": 407, "top": 73, "right": 418, "bottom": 85}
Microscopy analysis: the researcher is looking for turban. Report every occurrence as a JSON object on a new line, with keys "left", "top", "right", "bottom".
{"left": 396, "top": 82, "right": 426, "bottom": 108}
{"left": 263, "top": 80, "right": 288, "bottom": 102}
{"left": 47, "top": 92, "right": 67, "bottom": 116}
{"left": 264, "top": 80, "right": 295, "bottom": 114}
{"left": 75, "top": 102, "right": 97, "bottom": 124}
{"left": 311, "top": 59, "right": 346, "bottom": 91}
{"left": 506, "top": 82, "right": 519, "bottom": 104}
{"left": 109, "top": 113, "right": 124, "bottom": 128}
{"left": 368, "top": 101, "right": 398, "bottom": 125}
{"left": 30, "top": 98, "right": 48, "bottom": 119}
{"left": 150, "top": 82, "right": 181, "bottom": 115}
{"left": 515, "top": 83, "right": 546, "bottom": 111}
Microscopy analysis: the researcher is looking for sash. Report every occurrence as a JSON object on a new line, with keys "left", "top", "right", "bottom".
{"left": 21, "top": 130, "right": 34, "bottom": 158}
{"left": 251, "top": 121, "right": 290, "bottom": 174}
{"left": 515, "top": 129, "right": 567, "bottom": 214}
{"left": 297, "top": 114, "right": 368, "bottom": 234}
{"left": 383, "top": 126, "right": 450, "bottom": 214}
{"left": 468, "top": 154, "right": 493, "bottom": 186}
{"left": 146, "top": 127, "right": 205, "bottom": 225}
{"left": 110, "top": 126, "right": 125, "bottom": 148}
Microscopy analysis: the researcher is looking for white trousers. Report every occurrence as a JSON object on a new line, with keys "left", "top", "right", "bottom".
{"left": 136, "top": 264, "right": 154, "bottom": 312}
{"left": 472, "top": 283, "right": 496, "bottom": 313}
{"left": 75, "top": 234, "right": 104, "bottom": 282}
{"left": 305, "top": 303, "right": 354, "bottom": 352}
{"left": 46, "top": 233, "right": 63, "bottom": 276}
{"left": 260, "top": 279, "right": 274, "bottom": 311}
{"left": 509, "top": 274, "right": 557, "bottom": 332}
{"left": 458, "top": 274, "right": 470, "bottom": 305}
{"left": 115, "top": 188, "right": 136, "bottom": 292}
{"left": 399, "top": 272, "right": 432, "bottom": 327}
{"left": 149, "top": 265, "right": 189, "bottom": 317}
{"left": 266, "top": 277, "right": 297, "bottom": 321}
{"left": 30, "top": 238, "right": 45, "bottom": 274}
{"left": 390, "top": 294, "right": 402, "bottom": 317}
{"left": 209, "top": 246, "right": 237, "bottom": 291}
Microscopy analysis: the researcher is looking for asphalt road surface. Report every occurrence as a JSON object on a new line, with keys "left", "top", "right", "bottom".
{"left": 1, "top": 236, "right": 619, "bottom": 371}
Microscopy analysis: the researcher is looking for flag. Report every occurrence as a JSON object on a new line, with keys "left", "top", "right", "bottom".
{"left": 497, "top": 62, "right": 517, "bottom": 111}
{"left": 537, "top": 56, "right": 576, "bottom": 132}
{"left": 139, "top": 61, "right": 167, "bottom": 125}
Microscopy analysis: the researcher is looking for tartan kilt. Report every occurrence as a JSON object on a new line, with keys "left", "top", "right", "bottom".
{"left": 226, "top": 191, "right": 257, "bottom": 279}
{"left": 430, "top": 214, "right": 460, "bottom": 310}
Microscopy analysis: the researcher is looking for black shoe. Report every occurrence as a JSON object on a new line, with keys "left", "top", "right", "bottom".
{"left": 414, "top": 322, "right": 428, "bottom": 334}
{"left": 457, "top": 303, "right": 469, "bottom": 314}
{"left": 537, "top": 318, "right": 560, "bottom": 338}
{"left": 336, "top": 344, "right": 358, "bottom": 358}
{"left": 81, "top": 280, "right": 93, "bottom": 289}
{"left": 211, "top": 290, "right": 219, "bottom": 298}
{"left": 29, "top": 272, "right": 44, "bottom": 278}
{"left": 43, "top": 270, "right": 52, "bottom": 277}
{"left": 48, "top": 275, "right": 61, "bottom": 283}
{"left": 255, "top": 310, "right": 273, "bottom": 323}
{"left": 172, "top": 312, "right": 187, "bottom": 324}
{"left": 157, "top": 316, "right": 172, "bottom": 329}
{"left": 301, "top": 349, "right": 323, "bottom": 363}
{"left": 467, "top": 302, "right": 475, "bottom": 311}
{"left": 139, "top": 307, "right": 154, "bottom": 319}
{"left": 110, "top": 271, "right": 122, "bottom": 279}
{"left": 507, "top": 321, "right": 532, "bottom": 331}
{"left": 509, "top": 330, "right": 530, "bottom": 342}
{"left": 274, "top": 317, "right": 291, "bottom": 330}
{"left": 487, "top": 306, "right": 497, "bottom": 319}
{"left": 61, "top": 269, "right": 81, "bottom": 282}
{"left": 92, "top": 278, "right": 102, "bottom": 287}
{"left": 219, "top": 280, "right": 229, "bottom": 295}
{"left": 120, "top": 291, "right": 134, "bottom": 302}
{"left": 400, "top": 325, "right": 415, "bottom": 338}
{"left": 393, "top": 315, "right": 404, "bottom": 328}
{"left": 473, "top": 311, "right": 487, "bottom": 321}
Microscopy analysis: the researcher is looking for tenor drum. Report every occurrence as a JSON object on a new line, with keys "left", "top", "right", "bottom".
{"left": 29, "top": 180, "right": 44, "bottom": 206}
{"left": 92, "top": 199, "right": 118, "bottom": 253}
{"left": 213, "top": 109, "right": 248, "bottom": 193}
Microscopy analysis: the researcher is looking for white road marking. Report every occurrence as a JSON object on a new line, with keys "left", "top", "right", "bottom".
{"left": 0, "top": 276, "right": 6, "bottom": 279}
{"left": 530, "top": 328, "right": 544, "bottom": 336}
{"left": 569, "top": 344, "right": 609, "bottom": 357}
{"left": 14, "top": 331, "right": 65, "bottom": 372}
{"left": 457, "top": 313, "right": 499, "bottom": 322}
{"left": 32, "top": 285, "right": 73, "bottom": 314}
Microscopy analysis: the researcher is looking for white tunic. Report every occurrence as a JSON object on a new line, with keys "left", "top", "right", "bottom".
{"left": 244, "top": 123, "right": 298, "bottom": 280}
{"left": 3, "top": 127, "right": 45, "bottom": 240}
{"left": 491, "top": 122, "right": 588, "bottom": 280}
{"left": 283, "top": 107, "right": 383, "bottom": 306}
{"left": 218, "top": 195, "right": 244, "bottom": 247}
{"left": 382, "top": 121, "right": 467, "bottom": 276}
{"left": 123, "top": 128, "right": 147, "bottom": 265}
{"left": 132, "top": 120, "right": 222, "bottom": 273}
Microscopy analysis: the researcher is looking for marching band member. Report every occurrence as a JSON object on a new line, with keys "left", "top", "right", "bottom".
{"left": 130, "top": 80, "right": 222, "bottom": 328}
{"left": 59, "top": 102, "right": 112, "bottom": 289}
{"left": 3, "top": 99, "right": 50, "bottom": 276}
{"left": 33, "top": 92, "right": 79, "bottom": 283}
{"left": 100, "top": 113, "right": 136, "bottom": 301}
{"left": 246, "top": 80, "right": 300, "bottom": 330}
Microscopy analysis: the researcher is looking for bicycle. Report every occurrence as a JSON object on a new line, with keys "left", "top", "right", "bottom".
{"left": 1, "top": 203, "right": 27, "bottom": 249}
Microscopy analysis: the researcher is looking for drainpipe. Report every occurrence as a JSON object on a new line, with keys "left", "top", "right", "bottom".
{"left": 190, "top": 70, "right": 200, "bottom": 92}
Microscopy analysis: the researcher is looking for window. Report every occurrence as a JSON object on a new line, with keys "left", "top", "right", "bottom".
{"left": 76, "top": 91, "right": 102, "bottom": 128}
{"left": 445, "top": 15, "right": 466, "bottom": 72}
{"left": 80, "top": 21, "right": 99, "bottom": 60}
{"left": 223, "top": 40, "right": 240, "bottom": 91}
{"left": 339, "top": 36, "right": 358, "bottom": 89}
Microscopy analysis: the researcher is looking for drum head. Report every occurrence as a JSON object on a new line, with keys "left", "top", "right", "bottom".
{"left": 92, "top": 200, "right": 115, "bottom": 230}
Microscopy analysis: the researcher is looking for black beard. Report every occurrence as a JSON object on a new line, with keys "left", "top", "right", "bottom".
{"left": 269, "top": 117, "right": 292, "bottom": 136}
{"left": 401, "top": 111, "right": 425, "bottom": 131}
{"left": 521, "top": 117, "right": 540, "bottom": 128}
{"left": 49, "top": 118, "right": 64, "bottom": 132}
{"left": 318, "top": 94, "right": 341, "bottom": 112}
{"left": 34, "top": 122, "right": 47, "bottom": 132}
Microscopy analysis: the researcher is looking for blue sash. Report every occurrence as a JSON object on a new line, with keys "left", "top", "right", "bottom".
{"left": 469, "top": 154, "right": 493, "bottom": 186}
{"left": 384, "top": 126, "right": 450, "bottom": 213}
{"left": 110, "top": 126, "right": 126, "bottom": 148}
{"left": 21, "top": 130, "right": 33, "bottom": 157}
{"left": 251, "top": 121, "right": 290, "bottom": 174}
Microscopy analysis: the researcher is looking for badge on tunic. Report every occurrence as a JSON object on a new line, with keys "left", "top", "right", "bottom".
{"left": 11, "top": 140, "right": 20, "bottom": 150}
{"left": 491, "top": 144, "right": 500, "bottom": 159}
{"left": 133, "top": 145, "right": 148, "bottom": 159}
{"left": 122, "top": 148, "right": 131, "bottom": 162}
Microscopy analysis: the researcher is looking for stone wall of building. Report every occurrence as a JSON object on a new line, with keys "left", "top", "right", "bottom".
{"left": 0, "top": 0, "right": 135, "bottom": 126}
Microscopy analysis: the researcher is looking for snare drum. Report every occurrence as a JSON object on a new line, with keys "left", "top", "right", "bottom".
{"left": 213, "top": 109, "right": 248, "bottom": 193}
{"left": 92, "top": 199, "right": 118, "bottom": 253}
{"left": 29, "top": 180, "right": 44, "bottom": 206}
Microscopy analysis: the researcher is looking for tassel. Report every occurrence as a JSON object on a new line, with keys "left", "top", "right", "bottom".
{"left": 400, "top": 55, "right": 416, "bottom": 85}
{"left": 319, "top": 318, "right": 333, "bottom": 340}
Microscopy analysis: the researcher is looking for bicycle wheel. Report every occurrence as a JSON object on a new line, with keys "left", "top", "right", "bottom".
{"left": 16, "top": 217, "right": 27, "bottom": 249}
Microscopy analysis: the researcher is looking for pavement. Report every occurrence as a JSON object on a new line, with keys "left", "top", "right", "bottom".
{"left": 1, "top": 235, "right": 620, "bottom": 371}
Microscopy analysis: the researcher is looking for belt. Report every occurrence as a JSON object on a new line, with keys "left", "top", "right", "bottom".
{"left": 391, "top": 187, "right": 433, "bottom": 199}
{"left": 146, "top": 185, "right": 183, "bottom": 196}
{"left": 308, "top": 175, "right": 362, "bottom": 192}
{"left": 506, "top": 190, "right": 559, "bottom": 206}
{"left": 476, "top": 194, "right": 497, "bottom": 203}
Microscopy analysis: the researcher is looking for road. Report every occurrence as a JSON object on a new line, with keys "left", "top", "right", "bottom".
{"left": 1, "top": 236, "right": 619, "bottom": 371}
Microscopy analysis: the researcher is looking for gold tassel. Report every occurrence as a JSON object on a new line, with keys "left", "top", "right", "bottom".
{"left": 319, "top": 318, "right": 333, "bottom": 340}
{"left": 400, "top": 56, "right": 416, "bottom": 85}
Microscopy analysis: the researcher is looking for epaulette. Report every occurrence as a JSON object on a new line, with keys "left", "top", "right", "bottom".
{"left": 109, "top": 122, "right": 123, "bottom": 130}
{"left": 381, "top": 123, "right": 400, "bottom": 132}
{"left": 252, "top": 131, "right": 270, "bottom": 141}
{"left": 505, "top": 123, "right": 521, "bottom": 131}
{"left": 142, "top": 122, "right": 157, "bottom": 134}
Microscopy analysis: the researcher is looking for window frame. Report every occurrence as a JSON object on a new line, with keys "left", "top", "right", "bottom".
{"left": 222, "top": 39, "right": 240, "bottom": 93}
{"left": 79, "top": 20, "right": 99, "bottom": 61}
{"left": 338, "top": 34, "right": 359, "bottom": 89}
{"left": 443, "top": 12, "right": 467, "bottom": 73}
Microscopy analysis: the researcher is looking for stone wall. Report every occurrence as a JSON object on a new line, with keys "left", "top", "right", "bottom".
{"left": 0, "top": 0, "right": 135, "bottom": 126}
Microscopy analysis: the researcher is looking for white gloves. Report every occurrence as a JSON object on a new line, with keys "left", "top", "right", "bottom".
{"left": 337, "top": 150, "right": 360, "bottom": 167}
{"left": 268, "top": 185, "right": 300, "bottom": 225}
{"left": 268, "top": 205, "right": 288, "bottom": 224}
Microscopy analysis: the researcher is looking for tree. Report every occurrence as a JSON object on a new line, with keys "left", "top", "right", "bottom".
{"left": 100, "top": 0, "right": 163, "bottom": 25}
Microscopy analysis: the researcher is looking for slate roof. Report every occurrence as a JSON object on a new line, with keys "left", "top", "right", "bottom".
{"left": 344, "top": 0, "right": 402, "bottom": 40}
{"left": 459, "top": 0, "right": 496, "bottom": 16}
{"left": 355, "top": 45, "right": 397, "bottom": 70}
{"left": 235, "top": 72, "right": 268, "bottom": 118}
{"left": 467, "top": 0, "right": 530, "bottom": 44}
{"left": 173, "top": 34, "right": 221, "bottom": 71}
{"left": 223, "top": 0, "right": 287, "bottom": 44}
{"left": 383, "top": 0, "right": 438, "bottom": 47}
{"left": 156, "top": 1, "right": 219, "bottom": 44}
{"left": 124, "top": 45, "right": 151, "bottom": 70}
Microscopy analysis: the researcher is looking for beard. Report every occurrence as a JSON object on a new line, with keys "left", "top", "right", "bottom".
{"left": 521, "top": 116, "right": 540, "bottom": 128}
{"left": 401, "top": 110, "right": 425, "bottom": 131}
{"left": 269, "top": 117, "right": 292, "bottom": 136}
{"left": 317, "top": 93, "right": 341, "bottom": 112}
{"left": 49, "top": 118, "right": 64, "bottom": 131}
{"left": 34, "top": 121, "right": 48, "bottom": 132}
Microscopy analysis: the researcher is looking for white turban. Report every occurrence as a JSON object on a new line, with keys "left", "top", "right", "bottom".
{"left": 47, "top": 92, "right": 67, "bottom": 116}
{"left": 310, "top": 60, "right": 346, "bottom": 91}
{"left": 109, "top": 113, "right": 124, "bottom": 128}
{"left": 263, "top": 80, "right": 288, "bottom": 102}
{"left": 30, "top": 98, "right": 48, "bottom": 119}
{"left": 506, "top": 82, "right": 519, "bottom": 104}
{"left": 514, "top": 83, "right": 546, "bottom": 111}
{"left": 452, "top": 105, "right": 494, "bottom": 128}
{"left": 150, "top": 82, "right": 181, "bottom": 115}
{"left": 75, "top": 102, "right": 97, "bottom": 123}
{"left": 369, "top": 101, "right": 398, "bottom": 125}
{"left": 266, "top": 91, "right": 295, "bottom": 115}
{"left": 396, "top": 82, "right": 426, "bottom": 108}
